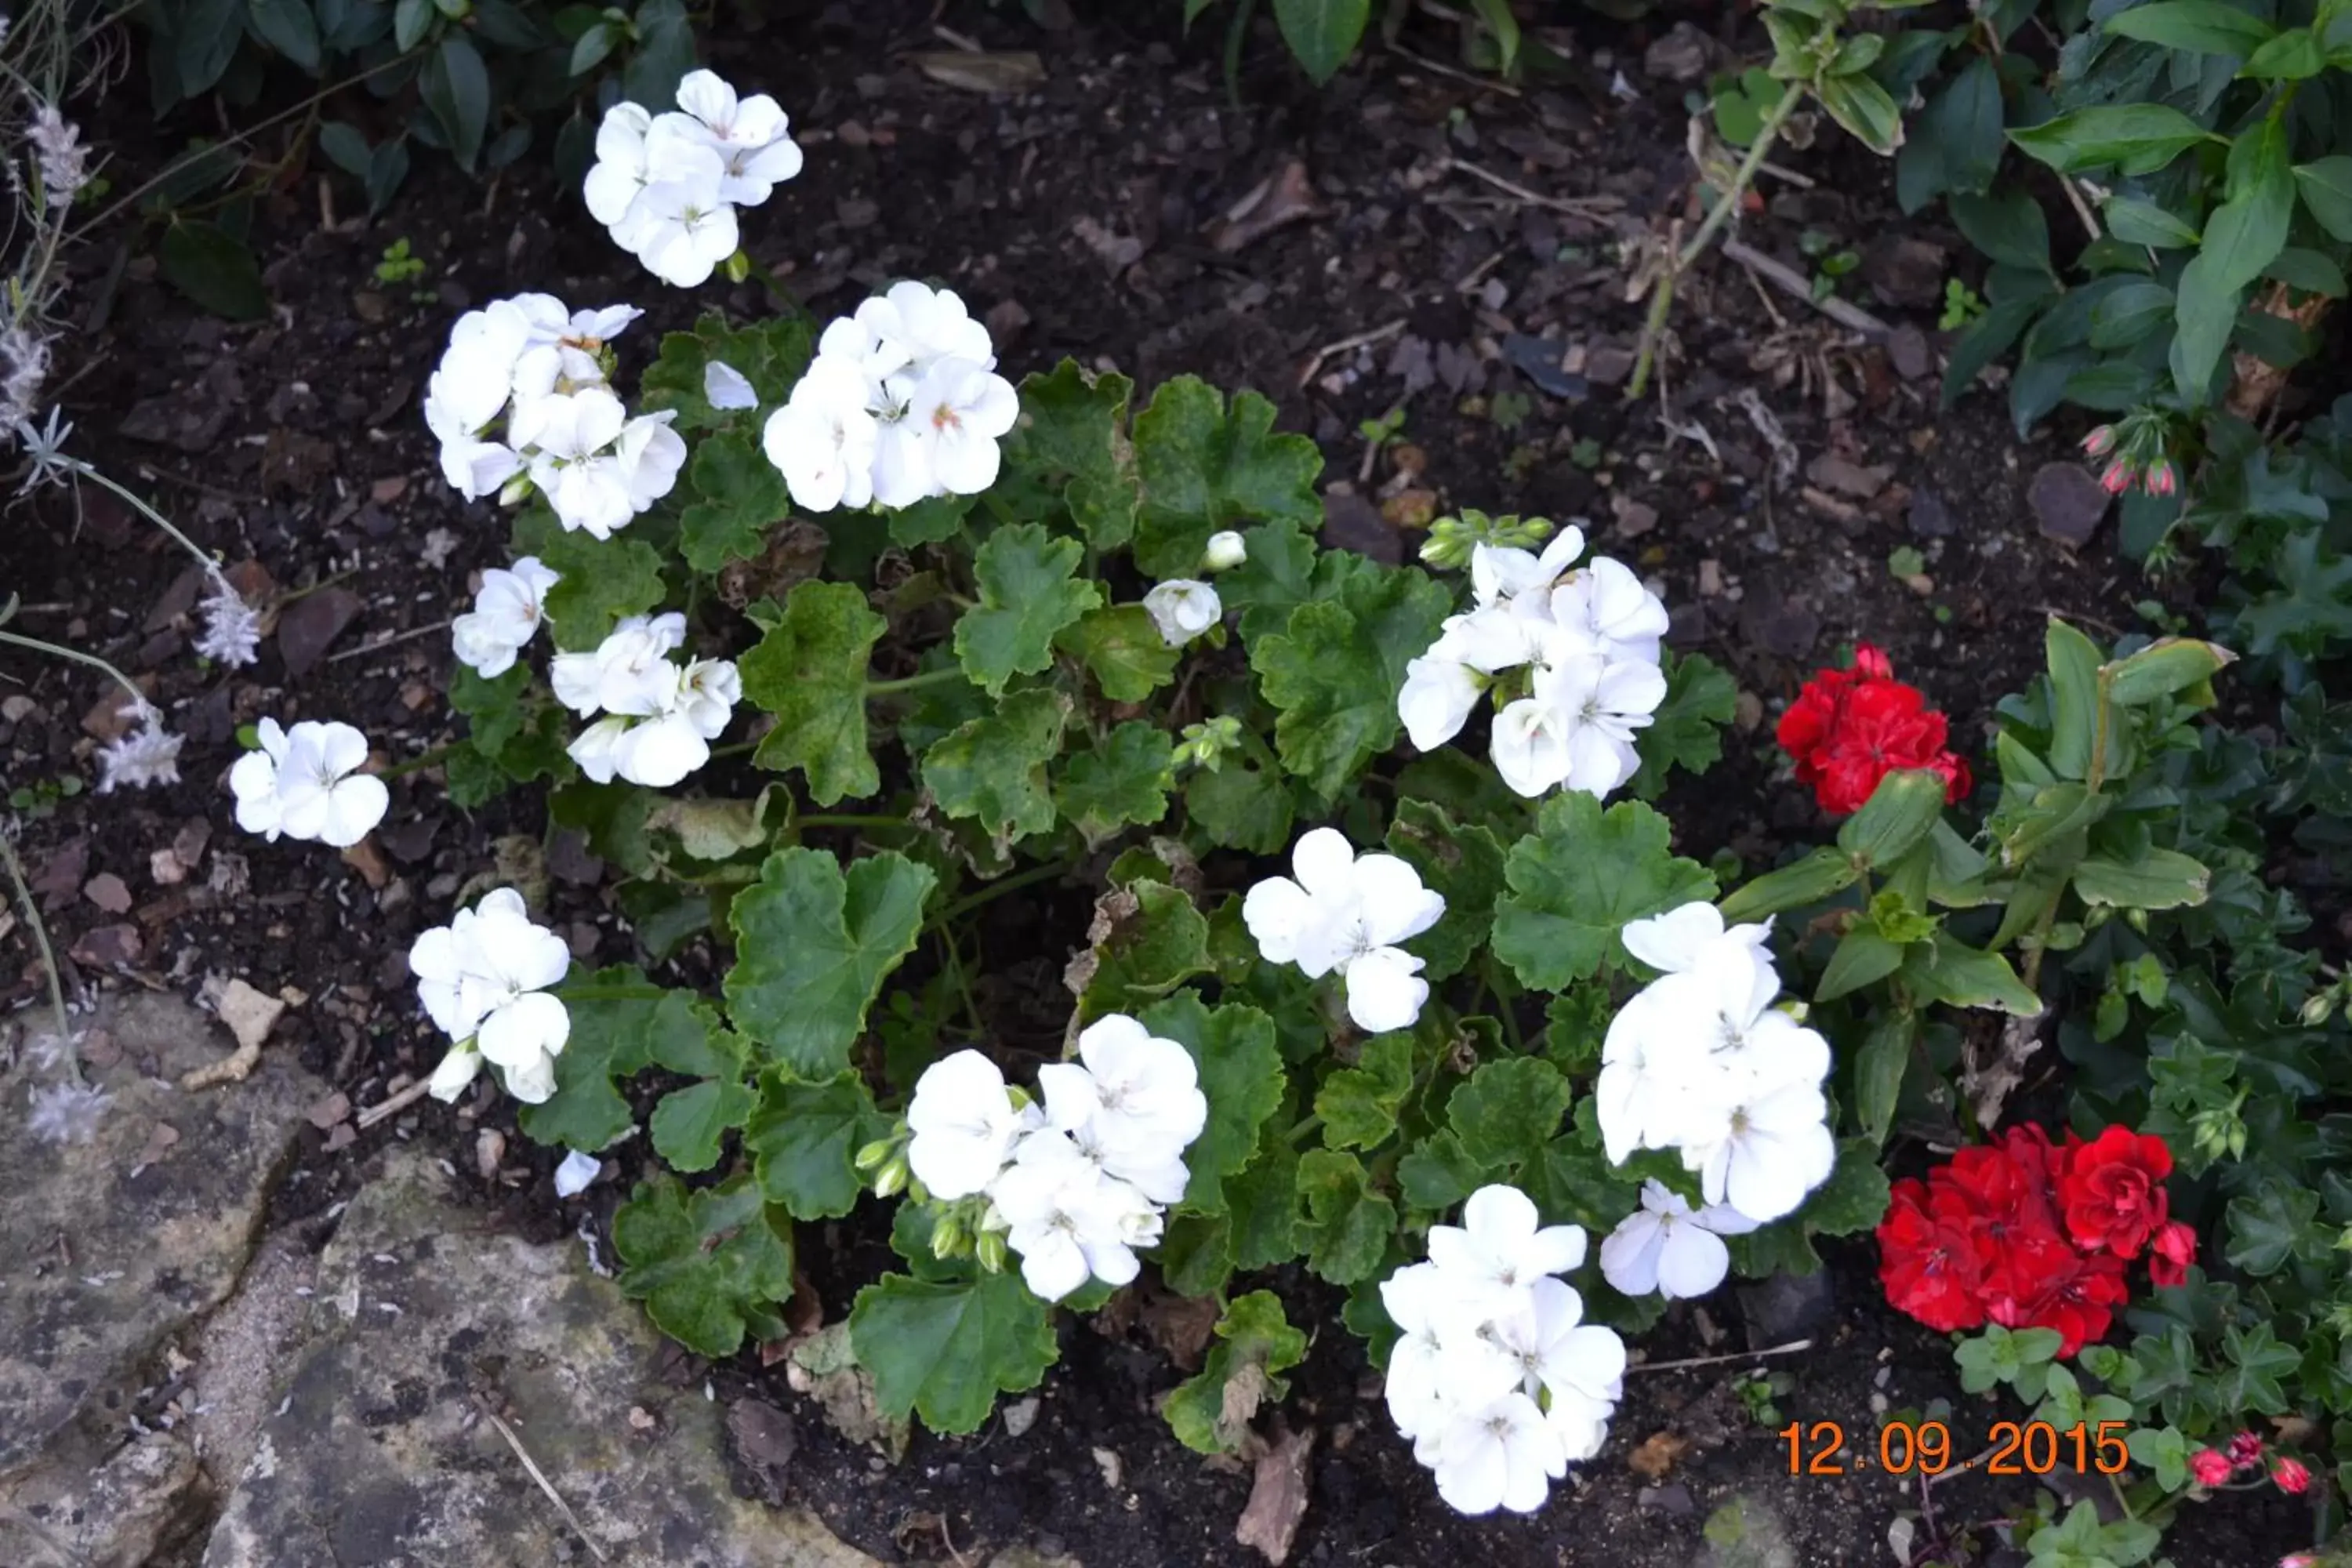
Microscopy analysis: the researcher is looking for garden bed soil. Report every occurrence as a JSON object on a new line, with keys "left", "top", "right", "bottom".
{"left": 0, "top": 2, "right": 2312, "bottom": 1563}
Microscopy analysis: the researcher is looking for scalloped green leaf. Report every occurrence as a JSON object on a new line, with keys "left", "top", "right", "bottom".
{"left": 726, "top": 848, "right": 937, "bottom": 1079}
{"left": 1253, "top": 561, "right": 1450, "bottom": 797}
{"left": 1383, "top": 799, "right": 1505, "bottom": 982}
{"left": 1138, "top": 993, "right": 1286, "bottom": 1216}
{"left": 1447, "top": 1056, "right": 1571, "bottom": 1172}
{"left": 1294, "top": 1149, "right": 1396, "bottom": 1285}
{"left": 745, "top": 1071, "right": 890, "bottom": 1221}
{"left": 678, "top": 429, "right": 789, "bottom": 573}
{"left": 1055, "top": 722, "right": 1175, "bottom": 845}
{"left": 921, "top": 688, "right": 1071, "bottom": 844}
{"left": 612, "top": 1174, "right": 793, "bottom": 1359}
{"left": 1069, "top": 879, "right": 1213, "bottom": 1022}
{"left": 511, "top": 511, "right": 666, "bottom": 653}
{"left": 1314, "top": 1031, "right": 1414, "bottom": 1150}
{"left": 849, "top": 1270, "right": 1060, "bottom": 1435}
{"left": 740, "top": 579, "right": 888, "bottom": 806}
{"left": 1164, "top": 1290, "right": 1308, "bottom": 1454}
{"left": 1056, "top": 605, "right": 1180, "bottom": 702}
{"left": 953, "top": 523, "right": 1102, "bottom": 695}
{"left": 1002, "top": 359, "right": 1141, "bottom": 550}
{"left": 1132, "top": 377, "right": 1323, "bottom": 577}
{"left": 640, "top": 312, "right": 814, "bottom": 431}
{"left": 517, "top": 968, "right": 717, "bottom": 1153}
{"left": 1490, "top": 793, "right": 1717, "bottom": 990}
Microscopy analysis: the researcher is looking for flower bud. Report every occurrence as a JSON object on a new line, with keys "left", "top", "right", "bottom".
{"left": 1418, "top": 518, "right": 1472, "bottom": 572}
{"left": 724, "top": 249, "right": 753, "bottom": 285}
{"left": 873, "top": 1155, "right": 910, "bottom": 1199}
{"left": 931, "top": 1212, "right": 967, "bottom": 1259}
{"left": 2100, "top": 460, "right": 2134, "bottom": 495}
{"left": 1202, "top": 530, "right": 1247, "bottom": 572}
{"left": 854, "top": 1136, "right": 898, "bottom": 1172}
{"left": 2300, "top": 991, "right": 2336, "bottom": 1026}
{"left": 2144, "top": 459, "right": 2176, "bottom": 497}
{"left": 975, "top": 1230, "right": 1009, "bottom": 1273}
{"left": 497, "top": 474, "right": 535, "bottom": 508}
{"left": 2080, "top": 425, "right": 2117, "bottom": 457}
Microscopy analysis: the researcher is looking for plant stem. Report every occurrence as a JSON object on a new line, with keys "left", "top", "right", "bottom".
{"left": 377, "top": 744, "right": 454, "bottom": 782}
{"left": 67, "top": 462, "right": 224, "bottom": 582}
{"left": 1628, "top": 80, "right": 1807, "bottom": 401}
{"left": 866, "top": 668, "right": 970, "bottom": 696}
{"left": 797, "top": 813, "right": 912, "bottom": 832}
{"left": 1287, "top": 1112, "right": 1324, "bottom": 1146}
{"left": 1484, "top": 953, "right": 1528, "bottom": 1053}
{"left": 939, "top": 859, "right": 1071, "bottom": 924}
{"left": 0, "top": 627, "right": 148, "bottom": 712}
{"left": 554, "top": 983, "right": 668, "bottom": 1003}
{"left": 0, "top": 828, "right": 79, "bottom": 1086}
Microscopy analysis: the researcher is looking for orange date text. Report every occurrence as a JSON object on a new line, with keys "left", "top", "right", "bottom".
{"left": 1780, "top": 1420, "right": 2130, "bottom": 1477}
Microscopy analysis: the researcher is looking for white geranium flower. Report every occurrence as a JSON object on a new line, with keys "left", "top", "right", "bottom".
{"left": 1142, "top": 579, "right": 1222, "bottom": 648}
{"left": 1469, "top": 525, "right": 1585, "bottom": 615}
{"left": 990, "top": 1134, "right": 1157, "bottom": 1301}
{"left": 514, "top": 388, "right": 635, "bottom": 538}
{"left": 1531, "top": 639, "right": 1665, "bottom": 798}
{"left": 1598, "top": 1180, "right": 1758, "bottom": 1300}
{"left": 909, "top": 1050, "right": 1034, "bottom": 1200}
{"left": 677, "top": 658, "right": 740, "bottom": 739}
{"left": 1430, "top": 604, "right": 1544, "bottom": 674}
{"left": 1381, "top": 1262, "right": 1507, "bottom": 1439}
{"left": 1486, "top": 1277, "right": 1626, "bottom": 1408}
{"left": 761, "top": 358, "right": 879, "bottom": 513}
{"left": 1677, "top": 1023, "right": 1838, "bottom": 1223}
{"left": 627, "top": 155, "right": 739, "bottom": 289}
{"left": 610, "top": 710, "right": 711, "bottom": 789}
{"left": 451, "top": 556, "right": 560, "bottom": 679}
{"left": 1549, "top": 557, "right": 1668, "bottom": 667}
{"left": 1242, "top": 827, "right": 1446, "bottom": 1033}
{"left": 1621, "top": 901, "right": 1773, "bottom": 982}
{"left": 1398, "top": 654, "right": 1483, "bottom": 751}
{"left": 1490, "top": 694, "right": 1573, "bottom": 797}
{"left": 550, "top": 612, "right": 690, "bottom": 717}
{"left": 855, "top": 281, "right": 995, "bottom": 373}
{"left": 426, "top": 1041, "right": 483, "bottom": 1102}
{"left": 583, "top": 102, "right": 657, "bottom": 230}
{"left": 409, "top": 888, "right": 571, "bottom": 1105}
{"left": 238, "top": 720, "right": 386, "bottom": 847}
{"left": 613, "top": 412, "right": 688, "bottom": 514}
{"left": 704, "top": 359, "right": 758, "bottom": 411}
{"left": 672, "top": 69, "right": 804, "bottom": 206}
{"left": 1430, "top": 1393, "right": 1566, "bottom": 1515}
{"left": 1426, "top": 1186, "right": 1587, "bottom": 1314}
{"left": 566, "top": 715, "right": 636, "bottom": 785}
{"left": 228, "top": 717, "right": 294, "bottom": 840}
{"left": 907, "top": 357, "right": 1018, "bottom": 495}
{"left": 1203, "top": 530, "right": 1247, "bottom": 572}
{"left": 1036, "top": 1014, "right": 1207, "bottom": 1203}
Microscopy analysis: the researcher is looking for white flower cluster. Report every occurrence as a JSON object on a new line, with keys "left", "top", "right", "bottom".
{"left": 1243, "top": 828, "right": 1445, "bottom": 1033}
{"left": 1381, "top": 1186, "right": 1626, "bottom": 1515}
{"left": 452, "top": 556, "right": 559, "bottom": 679}
{"left": 194, "top": 572, "right": 263, "bottom": 667}
{"left": 229, "top": 718, "right": 387, "bottom": 848}
{"left": 1399, "top": 527, "right": 1670, "bottom": 799}
{"left": 422, "top": 292, "right": 688, "bottom": 539}
{"left": 93, "top": 702, "right": 184, "bottom": 795}
{"left": 27, "top": 105, "right": 89, "bottom": 209}
{"left": 760, "top": 281, "right": 1018, "bottom": 513}
{"left": 411, "top": 887, "right": 572, "bottom": 1104}
{"left": 1598, "top": 902, "right": 1835, "bottom": 1226}
{"left": 1, "top": 325, "right": 49, "bottom": 432}
{"left": 1598, "top": 1179, "right": 1758, "bottom": 1301}
{"left": 905, "top": 1017, "right": 1207, "bottom": 1304}
{"left": 550, "top": 612, "right": 739, "bottom": 789}
{"left": 586, "top": 71, "right": 803, "bottom": 288}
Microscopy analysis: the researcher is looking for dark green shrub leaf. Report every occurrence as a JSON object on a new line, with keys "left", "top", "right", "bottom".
{"left": 920, "top": 688, "right": 1071, "bottom": 844}
{"left": 1069, "top": 880, "right": 1213, "bottom": 1022}
{"left": 1314, "top": 1031, "right": 1414, "bottom": 1150}
{"left": 954, "top": 524, "right": 1102, "bottom": 695}
{"left": 1003, "top": 360, "right": 1141, "bottom": 550}
{"left": 1056, "top": 605, "right": 1179, "bottom": 702}
{"left": 746, "top": 1071, "right": 890, "bottom": 1220}
{"left": 1271, "top": 0, "right": 1370, "bottom": 85}
{"left": 1055, "top": 722, "right": 1175, "bottom": 845}
{"left": 158, "top": 221, "right": 267, "bottom": 321}
{"left": 726, "top": 848, "right": 935, "bottom": 1078}
{"left": 741, "top": 580, "right": 888, "bottom": 805}
{"left": 1294, "top": 1149, "right": 1396, "bottom": 1284}
{"left": 1253, "top": 562, "right": 1450, "bottom": 797}
{"left": 850, "top": 1271, "right": 1059, "bottom": 1434}
{"left": 678, "top": 430, "right": 789, "bottom": 572}
{"left": 2009, "top": 104, "right": 2212, "bottom": 177}
{"left": 613, "top": 1174, "right": 793, "bottom": 1359}
{"left": 1491, "top": 793, "right": 1716, "bottom": 989}
{"left": 1447, "top": 1056, "right": 1571, "bottom": 1171}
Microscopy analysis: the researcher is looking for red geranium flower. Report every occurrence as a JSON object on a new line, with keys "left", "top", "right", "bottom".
{"left": 1777, "top": 643, "right": 1973, "bottom": 815}
{"left": 2148, "top": 1220, "right": 2198, "bottom": 1287}
{"left": 1982, "top": 1226, "right": 2129, "bottom": 1356}
{"left": 1876, "top": 1178, "right": 1988, "bottom": 1333}
{"left": 2058, "top": 1126, "right": 2174, "bottom": 1258}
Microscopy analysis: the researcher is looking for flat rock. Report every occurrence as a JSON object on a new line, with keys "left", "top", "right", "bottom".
{"left": 2029, "top": 460, "right": 2112, "bottom": 547}
{"left": 201, "top": 1148, "right": 881, "bottom": 1568}
{"left": 0, "top": 990, "right": 326, "bottom": 1477}
{"left": 0, "top": 1430, "right": 212, "bottom": 1567}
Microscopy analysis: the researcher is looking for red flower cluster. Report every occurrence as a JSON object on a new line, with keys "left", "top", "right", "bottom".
{"left": 1777, "top": 643, "right": 1973, "bottom": 815}
{"left": 1877, "top": 1125, "right": 2195, "bottom": 1356}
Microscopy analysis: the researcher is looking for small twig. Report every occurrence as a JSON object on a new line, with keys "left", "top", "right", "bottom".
{"left": 471, "top": 1394, "right": 609, "bottom": 1563}
{"left": 1295, "top": 318, "right": 1408, "bottom": 390}
{"left": 1454, "top": 250, "right": 1508, "bottom": 295}
{"left": 327, "top": 617, "right": 456, "bottom": 665}
{"left": 931, "top": 23, "right": 982, "bottom": 52}
{"left": 1385, "top": 42, "right": 1523, "bottom": 97}
{"left": 1738, "top": 259, "right": 1789, "bottom": 329}
{"left": 1721, "top": 239, "right": 1892, "bottom": 338}
{"left": 1628, "top": 1338, "right": 1813, "bottom": 1375}
{"left": 354, "top": 1076, "right": 434, "bottom": 1131}
{"left": 1442, "top": 157, "right": 1621, "bottom": 217}
{"left": 2058, "top": 175, "right": 2103, "bottom": 242}
{"left": 1757, "top": 158, "right": 1817, "bottom": 190}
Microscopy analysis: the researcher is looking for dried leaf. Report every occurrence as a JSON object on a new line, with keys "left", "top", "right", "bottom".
{"left": 1235, "top": 1425, "right": 1316, "bottom": 1565}
{"left": 910, "top": 50, "right": 1046, "bottom": 93}
{"left": 1628, "top": 1429, "right": 1691, "bottom": 1480}
{"left": 1207, "top": 162, "right": 1322, "bottom": 254}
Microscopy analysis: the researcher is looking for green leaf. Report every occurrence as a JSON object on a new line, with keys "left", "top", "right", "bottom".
{"left": 1901, "top": 932, "right": 2042, "bottom": 1014}
{"left": 1218, "top": 522, "right": 1321, "bottom": 644}
{"left": 921, "top": 688, "right": 1071, "bottom": 844}
{"left": 1718, "top": 846, "right": 1861, "bottom": 923}
{"left": 2104, "top": 637, "right": 2235, "bottom": 704}
{"left": 1294, "top": 1149, "right": 1396, "bottom": 1285}
{"left": 1854, "top": 1011, "right": 1915, "bottom": 1144}
{"left": 954, "top": 524, "right": 1102, "bottom": 696}
{"left": 1491, "top": 793, "right": 1716, "bottom": 989}
{"left": 649, "top": 1076, "right": 757, "bottom": 1174}
{"left": 1315, "top": 1031, "right": 1416, "bottom": 1149}
{"left": 1818, "top": 927, "right": 1907, "bottom": 1002}
{"left": 744, "top": 1071, "right": 889, "bottom": 1221}
{"left": 1138, "top": 993, "right": 1286, "bottom": 1215}
{"left": 677, "top": 430, "right": 788, "bottom": 573}
{"left": 1271, "top": 0, "right": 1370, "bottom": 84}
{"left": 1814, "top": 70, "right": 1903, "bottom": 156}
{"left": 1447, "top": 1056, "right": 1571, "bottom": 1171}
{"left": 2044, "top": 619, "right": 2106, "bottom": 780}
{"left": 1950, "top": 189, "right": 2053, "bottom": 274}
{"left": 2212, "top": 1323, "right": 2299, "bottom": 1415}
{"left": 849, "top": 1271, "right": 1059, "bottom": 1435}
{"left": 450, "top": 661, "right": 532, "bottom": 755}
{"left": 1382, "top": 800, "right": 1506, "bottom": 983}
{"left": 741, "top": 580, "right": 887, "bottom": 806}
{"left": 2103, "top": 197, "right": 2201, "bottom": 249}
{"left": 2224, "top": 1181, "right": 2324, "bottom": 1275}
{"left": 1165, "top": 1291, "right": 1308, "bottom": 1453}
{"left": 613, "top": 1174, "right": 793, "bottom": 1359}
{"left": 1399, "top": 1131, "right": 1493, "bottom": 1210}
{"left": 517, "top": 971, "right": 718, "bottom": 1152}
{"left": 513, "top": 516, "right": 666, "bottom": 652}
{"left": 2073, "top": 847, "right": 2211, "bottom": 909}
{"left": 2173, "top": 120, "right": 2296, "bottom": 401}
{"left": 158, "top": 221, "right": 267, "bottom": 321}
{"left": 248, "top": 0, "right": 323, "bottom": 71}
{"left": 1836, "top": 768, "right": 1949, "bottom": 869}
{"left": 2102, "top": 0, "right": 2275, "bottom": 56}
{"left": 1254, "top": 562, "right": 1450, "bottom": 797}
{"left": 1002, "top": 360, "right": 1141, "bottom": 550}
{"left": 421, "top": 34, "right": 491, "bottom": 172}
{"left": 2126, "top": 1426, "right": 2190, "bottom": 1492}
{"left": 1185, "top": 757, "right": 1294, "bottom": 854}
{"left": 1797, "top": 1138, "right": 1892, "bottom": 1234}
{"left": 1055, "top": 723, "right": 1175, "bottom": 845}
{"left": 393, "top": 0, "right": 434, "bottom": 51}
{"left": 2009, "top": 104, "right": 2212, "bottom": 177}
{"left": 1896, "top": 55, "right": 2005, "bottom": 210}
{"left": 2241, "top": 25, "right": 2324, "bottom": 78}
{"left": 1069, "top": 880, "right": 1213, "bottom": 1021}
{"left": 1133, "top": 378, "right": 1323, "bottom": 577}
{"left": 2296, "top": 156, "right": 2352, "bottom": 242}
{"left": 1056, "top": 605, "right": 1179, "bottom": 702}
{"left": 726, "top": 848, "right": 936, "bottom": 1079}
{"left": 1628, "top": 651, "right": 1737, "bottom": 799}
{"left": 1228, "top": 1136, "right": 1304, "bottom": 1270}
{"left": 639, "top": 314, "right": 814, "bottom": 432}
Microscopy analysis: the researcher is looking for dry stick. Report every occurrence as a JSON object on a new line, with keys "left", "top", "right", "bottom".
{"left": 471, "top": 1394, "right": 610, "bottom": 1563}
{"left": 326, "top": 617, "right": 456, "bottom": 665}
{"left": 1295, "top": 318, "right": 1409, "bottom": 390}
{"left": 354, "top": 1076, "right": 435, "bottom": 1131}
{"left": 1720, "top": 239, "right": 1893, "bottom": 337}
{"left": 1385, "top": 42, "right": 1524, "bottom": 97}
{"left": 1626, "top": 1338, "right": 1813, "bottom": 1375}
{"left": 2059, "top": 175, "right": 2103, "bottom": 241}
{"left": 1442, "top": 157, "right": 1621, "bottom": 217}
{"left": 0, "top": 831, "right": 78, "bottom": 1086}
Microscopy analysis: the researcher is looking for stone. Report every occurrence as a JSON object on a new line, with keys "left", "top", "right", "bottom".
{"left": 1907, "top": 488, "right": 1956, "bottom": 538}
{"left": 200, "top": 1148, "right": 881, "bottom": 1568}
{"left": 1885, "top": 325, "right": 1933, "bottom": 381}
{"left": 0, "top": 990, "right": 327, "bottom": 1476}
{"left": 274, "top": 586, "right": 365, "bottom": 678}
{"left": 0, "top": 1430, "right": 212, "bottom": 1567}
{"left": 1858, "top": 236, "right": 1946, "bottom": 310}
{"left": 1642, "top": 21, "right": 1716, "bottom": 82}
{"left": 2029, "top": 461, "right": 2112, "bottom": 547}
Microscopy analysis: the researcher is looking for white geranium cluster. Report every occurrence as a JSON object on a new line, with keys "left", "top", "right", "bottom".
{"left": 586, "top": 71, "right": 803, "bottom": 288}
{"left": 1399, "top": 526, "right": 1670, "bottom": 799}
{"left": 411, "top": 887, "right": 572, "bottom": 1105}
{"left": 1243, "top": 828, "right": 1445, "bottom": 1033}
{"left": 550, "top": 612, "right": 739, "bottom": 789}
{"left": 1381, "top": 1186, "right": 1627, "bottom": 1515}
{"left": 422, "top": 292, "right": 688, "bottom": 538}
{"left": 229, "top": 718, "right": 388, "bottom": 848}
{"left": 760, "top": 281, "right": 1018, "bottom": 513}
{"left": 1598, "top": 902, "right": 1835, "bottom": 1226}
{"left": 452, "top": 557, "right": 559, "bottom": 678}
{"left": 905, "top": 1016, "right": 1207, "bottom": 1303}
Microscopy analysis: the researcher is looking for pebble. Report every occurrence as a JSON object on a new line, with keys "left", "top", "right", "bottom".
{"left": 2029, "top": 461, "right": 2113, "bottom": 547}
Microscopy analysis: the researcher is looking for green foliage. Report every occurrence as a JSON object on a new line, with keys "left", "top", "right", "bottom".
{"left": 953, "top": 524, "right": 1102, "bottom": 696}
{"left": 848, "top": 1269, "right": 1060, "bottom": 1435}
{"left": 725, "top": 848, "right": 935, "bottom": 1079}
{"left": 1164, "top": 1292, "right": 1307, "bottom": 1452}
{"left": 1253, "top": 561, "right": 1450, "bottom": 797}
{"left": 740, "top": 581, "right": 888, "bottom": 806}
{"left": 612, "top": 1174, "right": 793, "bottom": 1359}
{"left": 1490, "top": 793, "right": 1716, "bottom": 989}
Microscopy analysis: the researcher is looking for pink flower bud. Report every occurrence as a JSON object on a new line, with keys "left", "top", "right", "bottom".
{"left": 2272, "top": 1457, "right": 2311, "bottom": 1495}
{"left": 2190, "top": 1448, "right": 2235, "bottom": 1487}
{"left": 2227, "top": 1430, "right": 2265, "bottom": 1467}
{"left": 2146, "top": 459, "right": 2176, "bottom": 497}
{"left": 2100, "top": 460, "right": 2134, "bottom": 495}
{"left": 2081, "top": 425, "right": 2118, "bottom": 457}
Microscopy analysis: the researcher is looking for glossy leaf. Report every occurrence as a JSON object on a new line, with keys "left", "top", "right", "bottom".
{"left": 613, "top": 1174, "right": 793, "bottom": 1359}
{"left": 850, "top": 1271, "right": 1059, "bottom": 1435}
{"left": 726, "top": 848, "right": 936, "bottom": 1079}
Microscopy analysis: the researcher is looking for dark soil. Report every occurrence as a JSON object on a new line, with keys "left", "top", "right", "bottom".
{"left": 0, "top": 2, "right": 2310, "bottom": 1565}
